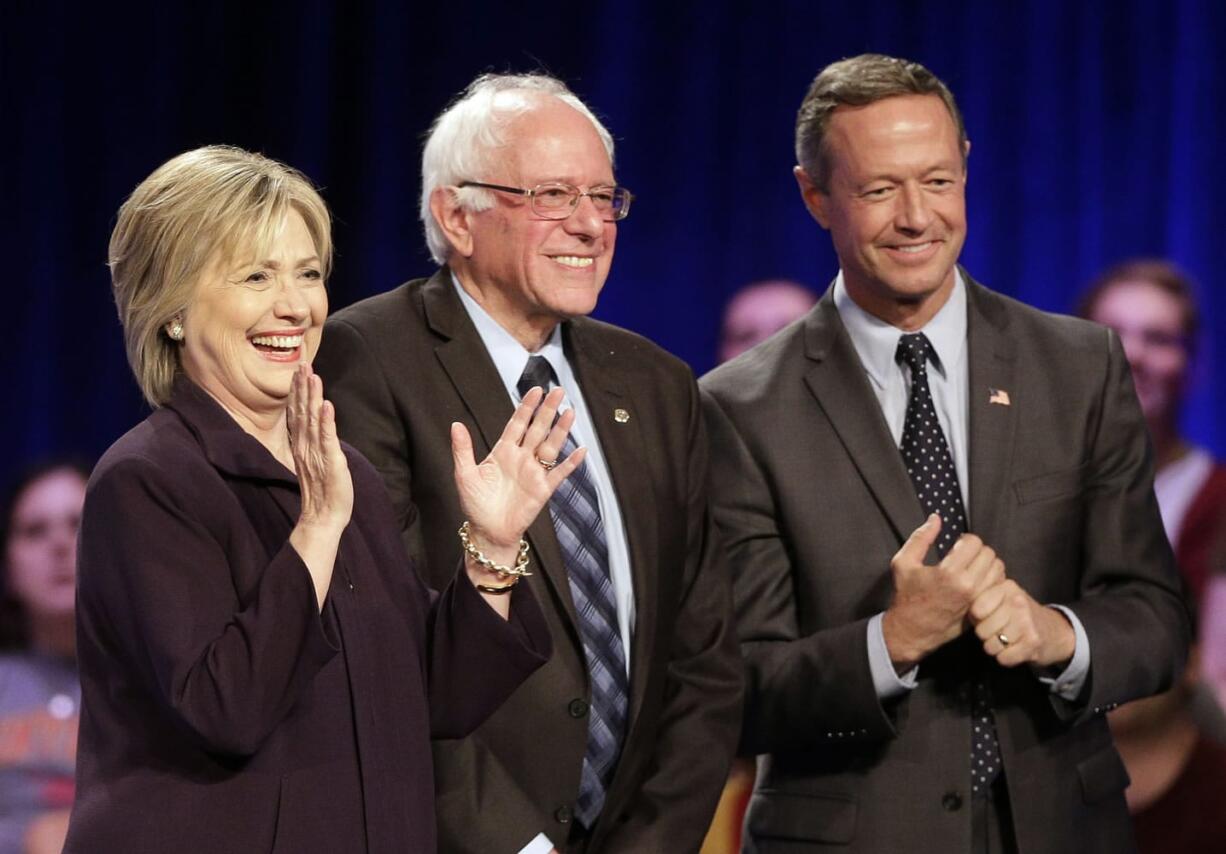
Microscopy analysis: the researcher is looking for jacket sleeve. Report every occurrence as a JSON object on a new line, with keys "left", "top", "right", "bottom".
{"left": 598, "top": 379, "right": 744, "bottom": 853}
{"left": 425, "top": 566, "right": 552, "bottom": 738}
{"left": 76, "top": 454, "right": 338, "bottom": 757}
{"left": 339, "top": 426, "right": 555, "bottom": 742}
{"left": 1052, "top": 328, "right": 1190, "bottom": 722}
{"left": 700, "top": 387, "right": 898, "bottom": 755}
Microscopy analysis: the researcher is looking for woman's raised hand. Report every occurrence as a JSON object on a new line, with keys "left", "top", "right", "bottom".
{"left": 286, "top": 364, "right": 354, "bottom": 609}
{"left": 288, "top": 363, "right": 354, "bottom": 533}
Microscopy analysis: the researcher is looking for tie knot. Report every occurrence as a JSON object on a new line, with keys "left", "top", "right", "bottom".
{"left": 517, "top": 355, "right": 557, "bottom": 399}
{"left": 895, "top": 332, "right": 935, "bottom": 375}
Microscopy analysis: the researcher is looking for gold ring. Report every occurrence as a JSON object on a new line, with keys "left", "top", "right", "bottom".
{"left": 537, "top": 457, "right": 557, "bottom": 471}
{"left": 997, "top": 633, "right": 1010, "bottom": 646}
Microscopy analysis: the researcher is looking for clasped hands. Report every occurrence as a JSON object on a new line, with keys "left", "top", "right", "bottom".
{"left": 881, "top": 514, "right": 1076, "bottom": 672}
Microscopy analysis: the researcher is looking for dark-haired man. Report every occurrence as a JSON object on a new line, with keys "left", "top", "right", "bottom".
{"left": 701, "top": 54, "right": 1188, "bottom": 853}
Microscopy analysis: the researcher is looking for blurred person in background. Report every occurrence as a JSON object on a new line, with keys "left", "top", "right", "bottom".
{"left": 1079, "top": 259, "right": 1226, "bottom": 602}
{"left": 1109, "top": 594, "right": 1226, "bottom": 853}
{"left": 1080, "top": 260, "right": 1226, "bottom": 715}
{"left": 717, "top": 279, "right": 818, "bottom": 364}
{"left": 63, "top": 145, "right": 576, "bottom": 853}
{"left": 0, "top": 460, "right": 89, "bottom": 854}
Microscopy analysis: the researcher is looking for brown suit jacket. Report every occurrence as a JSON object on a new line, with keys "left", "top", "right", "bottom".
{"left": 66, "top": 377, "right": 550, "bottom": 853}
{"left": 699, "top": 275, "right": 1190, "bottom": 854}
{"left": 314, "top": 270, "right": 742, "bottom": 853}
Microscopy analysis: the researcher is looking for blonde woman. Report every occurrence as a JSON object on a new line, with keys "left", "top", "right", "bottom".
{"left": 65, "top": 146, "right": 579, "bottom": 853}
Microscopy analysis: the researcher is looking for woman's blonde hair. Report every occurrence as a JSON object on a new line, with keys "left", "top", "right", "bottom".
{"left": 109, "top": 145, "right": 332, "bottom": 406}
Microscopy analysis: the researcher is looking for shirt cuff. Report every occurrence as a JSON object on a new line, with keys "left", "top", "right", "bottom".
{"left": 519, "top": 832, "right": 556, "bottom": 854}
{"left": 1037, "top": 605, "right": 1091, "bottom": 701}
{"left": 868, "top": 612, "right": 918, "bottom": 699}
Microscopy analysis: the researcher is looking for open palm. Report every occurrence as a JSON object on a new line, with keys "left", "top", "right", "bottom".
{"left": 451, "top": 386, "right": 586, "bottom": 550}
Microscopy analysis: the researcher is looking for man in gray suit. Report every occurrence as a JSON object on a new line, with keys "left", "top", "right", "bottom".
{"left": 314, "top": 73, "right": 741, "bottom": 853}
{"left": 701, "top": 54, "right": 1189, "bottom": 853}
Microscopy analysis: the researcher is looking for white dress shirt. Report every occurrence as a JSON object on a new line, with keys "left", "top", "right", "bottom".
{"left": 832, "top": 271, "right": 1090, "bottom": 703}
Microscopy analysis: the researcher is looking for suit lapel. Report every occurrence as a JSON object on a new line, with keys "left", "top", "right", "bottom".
{"left": 963, "top": 277, "right": 1019, "bottom": 564}
{"left": 422, "top": 271, "right": 583, "bottom": 640}
{"left": 802, "top": 289, "right": 926, "bottom": 545}
{"left": 565, "top": 320, "right": 658, "bottom": 722}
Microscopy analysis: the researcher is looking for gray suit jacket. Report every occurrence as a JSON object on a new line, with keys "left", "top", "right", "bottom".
{"left": 314, "top": 269, "right": 742, "bottom": 853}
{"left": 699, "top": 274, "right": 1189, "bottom": 854}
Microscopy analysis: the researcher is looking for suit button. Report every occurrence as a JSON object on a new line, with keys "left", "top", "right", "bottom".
{"left": 568, "top": 698, "right": 589, "bottom": 718}
{"left": 942, "top": 791, "right": 963, "bottom": 812}
{"left": 555, "top": 805, "right": 573, "bottom": 824}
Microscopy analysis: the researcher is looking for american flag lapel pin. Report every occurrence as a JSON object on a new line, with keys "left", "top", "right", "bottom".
{"left": 988, "top": 388, "right": 1011, "bottom": 406}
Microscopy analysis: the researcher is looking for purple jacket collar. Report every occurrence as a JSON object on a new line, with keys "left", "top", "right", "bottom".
{"left": 162, "top": 375, "right": 297, "bottom": 486}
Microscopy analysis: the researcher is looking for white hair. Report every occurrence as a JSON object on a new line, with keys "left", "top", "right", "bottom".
{"left": 419, "top": 73, "right": 616, "bottom": 265}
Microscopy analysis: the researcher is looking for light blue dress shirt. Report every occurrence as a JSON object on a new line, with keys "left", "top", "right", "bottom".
{"left": 453, "top": 277, "right": 637, "bottom": 854}
{"left": 832, "top": 271, "right": 1090, "bottom": 703}
{"left": 452, "top": 276, "right": 636, "bottom": 665}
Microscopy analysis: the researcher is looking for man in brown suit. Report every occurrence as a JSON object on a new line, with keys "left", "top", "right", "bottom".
{"left": 314, "top": 73, "right": 741, "bottom": 853}
{"left": 700, "top": 54, "right": 1189, "bottom": 853}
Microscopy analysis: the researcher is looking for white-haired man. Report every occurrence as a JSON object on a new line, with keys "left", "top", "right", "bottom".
{"left": 314, "top": 73, "right": 741, "bottom": 854}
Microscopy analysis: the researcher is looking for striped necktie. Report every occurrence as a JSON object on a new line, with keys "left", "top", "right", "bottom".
{"left": 518, "top": 355, "right": 629, "bottom": 826}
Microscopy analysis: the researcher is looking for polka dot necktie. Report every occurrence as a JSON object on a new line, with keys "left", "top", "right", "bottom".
{"left": 896, "top": 333, "right": 1001, "bottom": 797}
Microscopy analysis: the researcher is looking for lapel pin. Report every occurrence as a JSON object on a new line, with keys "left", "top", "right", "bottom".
{"left": 988, "top": 388, "right": 1011, "bottom": 406}
{"left": 613, "top": 408, "right": 630, "bottom": 423}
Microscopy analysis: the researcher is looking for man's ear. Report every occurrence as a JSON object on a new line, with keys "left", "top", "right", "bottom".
{"left": 430, "top": 186, "right": 475, "bottom": 258}
{"left": 793, "top": 165, "right": 831, "bottom": 230}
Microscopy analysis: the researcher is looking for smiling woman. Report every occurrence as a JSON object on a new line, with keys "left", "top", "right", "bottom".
{"left": 175, "top": 208, "right": 328, "bottom": 438}
{"left": 107, "top": 147, "right": 333, "bottom": 412}
{"left": 63, "top": 146, "right": 585, "bottom": 853}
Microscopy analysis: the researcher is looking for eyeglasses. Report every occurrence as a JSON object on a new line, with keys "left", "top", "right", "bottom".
{"left": 459, "top": 181, "right": 633, "bottom": 221}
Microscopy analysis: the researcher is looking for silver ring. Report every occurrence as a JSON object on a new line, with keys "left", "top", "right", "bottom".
{"left": 997, "top": 633, "right": 1011, "bottom": 647}
{"left": 537, "top": 457, "right": 557, "bottom": 471}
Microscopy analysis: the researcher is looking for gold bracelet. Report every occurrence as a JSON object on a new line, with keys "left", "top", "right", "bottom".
{"left": 475, "top": 578, "right": 519, "bottom": 595}
{"left": 458, "top": 521, "right": 532, "bottom": 579}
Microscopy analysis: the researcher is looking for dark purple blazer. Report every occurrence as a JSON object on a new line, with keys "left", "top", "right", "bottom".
{"left": 64, "top": 378, "right": 550, "bottom": 854}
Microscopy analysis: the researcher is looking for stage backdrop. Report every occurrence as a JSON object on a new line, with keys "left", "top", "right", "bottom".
{"left": 3, "top": 0, "right": 1223, "bottom": 491}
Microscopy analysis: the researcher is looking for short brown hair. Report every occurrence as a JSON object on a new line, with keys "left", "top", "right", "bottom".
{"left": 796, "top": 53, "right": 967, "bottom": 192}
{"left": 1079, "top": 259, "right": 1200, "bottom": 343}
{"left": 109, "top": 145, "right": 332, "bottom": 406}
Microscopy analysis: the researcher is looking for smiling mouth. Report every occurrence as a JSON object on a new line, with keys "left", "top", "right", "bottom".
{"left": 250, "top": 333, "right": 304, "bottom": 359}
{"left": 550, "top": 255, "right": 595, "bottom": 268}
{"left": 889, "top": 241, "right": 939, "bottom": 254}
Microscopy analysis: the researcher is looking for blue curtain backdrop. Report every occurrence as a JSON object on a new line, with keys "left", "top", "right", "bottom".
{"left": 3, "top": 0, "right": 1223, "bottom": 490}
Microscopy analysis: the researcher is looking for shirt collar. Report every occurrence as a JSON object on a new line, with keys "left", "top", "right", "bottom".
{"left": 833, "top": 269, "right": 968, "bottom": 388}
{"left": 450, "top": 271, "right": 564, "bottom": 399}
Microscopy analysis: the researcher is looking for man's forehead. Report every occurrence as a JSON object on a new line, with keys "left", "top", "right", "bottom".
{"left": 824, "top": 95, "right": 963, "bottom": 173}
{"left": 828, "top": 94, "right": 956, "bottom": 140}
